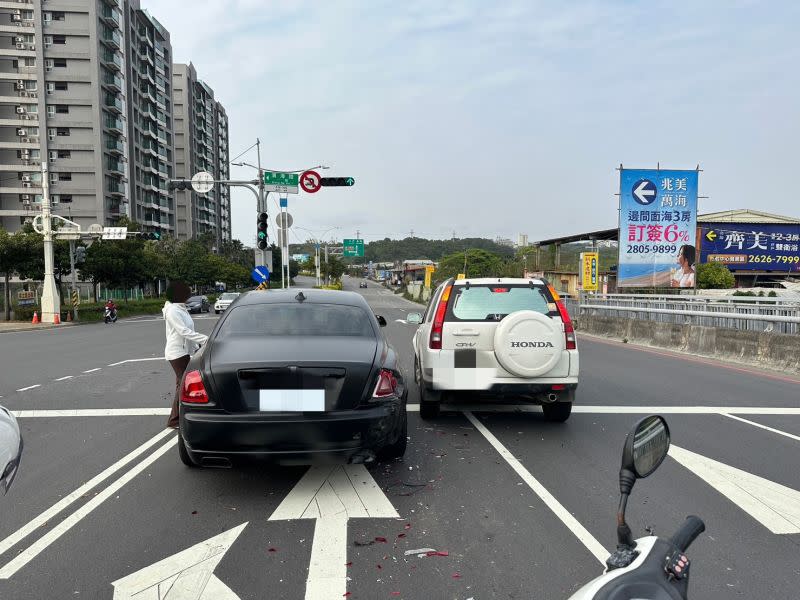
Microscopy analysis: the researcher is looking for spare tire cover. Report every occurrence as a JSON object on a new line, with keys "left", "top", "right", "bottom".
{"left": 493, "top": 310, "right": 563, "bottom": 378}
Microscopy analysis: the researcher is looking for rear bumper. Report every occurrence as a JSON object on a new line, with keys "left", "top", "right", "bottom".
{"left": 180, "top": 400, "right": 404, "bottom": 464}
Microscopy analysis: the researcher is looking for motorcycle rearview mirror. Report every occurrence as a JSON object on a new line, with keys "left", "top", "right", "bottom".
{"left": 615, "top": 415, "right": 670, "bottom": 550}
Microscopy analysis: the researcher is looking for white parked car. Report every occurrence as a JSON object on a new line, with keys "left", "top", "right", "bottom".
{"left": 408, "top": 277, "right": 579, "bottom": 421}
{"left": 214, "top": 292, "right": 240, "bottom": 314}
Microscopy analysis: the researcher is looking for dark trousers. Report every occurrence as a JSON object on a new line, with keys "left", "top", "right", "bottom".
{"left": 167, "top": 354, "right": 191, "bottom": 428}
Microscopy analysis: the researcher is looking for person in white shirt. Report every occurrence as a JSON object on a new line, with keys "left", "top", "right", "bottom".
{"left": 671, "top": 244, "right": 696, "bottom": 288}
{"left": 163, "top": 281, "right": 208, "bottom": 429}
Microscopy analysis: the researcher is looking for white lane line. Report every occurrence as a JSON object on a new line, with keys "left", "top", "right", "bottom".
{"left": 107, "top": 357, "right": 163, "bottom": 367}
{"left": 0, "top": 429, "right": 173, "bottom": 564}
{"left": 15, "top": 385, "right": 40, "bottom": 392}
{"left": 669, "top": 445, "right": 800, "bottom": 534}
{"left": 464, "top": 411, "right": 608, "bottom": 564}
{"left": 0, "top": 434, "right": 177, "bottom": 579}
{"left": 721, "top": 413, "right": 800, "bottom": 443}
{"left": 405, "top": 404, "right": 800, "bottom": 415}
{"left": 12, "top": 408, "right": 170, "bottom": 418}
{"left": 54, "top": 375, "right": 73, "bottom": 382}
{"left": 82, "top": 368, "right": 101, "bottom": 373}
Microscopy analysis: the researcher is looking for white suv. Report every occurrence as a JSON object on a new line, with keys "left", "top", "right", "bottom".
{"left": 408, "top": 278, "right": 579, "bottom": 421}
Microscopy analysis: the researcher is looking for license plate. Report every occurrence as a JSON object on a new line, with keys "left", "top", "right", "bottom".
{"left": 259, "top": 389, "right": 325, "bottom": 412}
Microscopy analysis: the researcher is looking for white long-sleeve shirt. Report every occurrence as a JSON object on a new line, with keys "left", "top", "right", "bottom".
{"left": 163, "top": 301, "right": 208, "bottom": 360}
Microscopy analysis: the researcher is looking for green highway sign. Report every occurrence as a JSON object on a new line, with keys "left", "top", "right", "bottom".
{"left": 263, "top": 171, "right": 299, "bottom": 194}
{"left": 343, "top": 238, "right": 364, "bottom": 257}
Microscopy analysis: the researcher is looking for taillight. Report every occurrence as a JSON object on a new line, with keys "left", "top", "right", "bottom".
{"left": 373, "top": 369, "right": 398, "bottom": 398}
{"left": 555, "top": 301, "right": 577, "bottom": 350}
{"left": 180, "top": 370, "right": 209, "bottom": 404}
{"left": 429, "top": 284, "right": 452, "bottom": 350}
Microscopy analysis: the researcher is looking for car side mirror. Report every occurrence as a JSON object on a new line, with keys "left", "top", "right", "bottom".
{"left": 376, "top": 315, "right": 387, "bottom": 327}
{"left": 407, "top": 312, "right": 423, "bottom": 325}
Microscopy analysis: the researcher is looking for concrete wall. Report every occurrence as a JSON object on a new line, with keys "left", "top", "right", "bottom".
{"left": 575, "top": 314, "right": 800, "bottom": 374}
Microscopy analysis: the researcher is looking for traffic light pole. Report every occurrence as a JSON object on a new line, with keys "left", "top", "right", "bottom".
{"left": 40, "top": 164, "right": 60, "bottom": 324}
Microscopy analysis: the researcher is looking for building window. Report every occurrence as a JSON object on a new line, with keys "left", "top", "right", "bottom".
{"left": 58, "top": 150, "right": 71, "bottom": 159}
{"left": 23, "top": 58, "right": 36, "bottom": 67}
{"left": 24, "top": 80, "right": 36, "bottom": 91}
{"left": 53, "top": 59, "right": 67, "bottom": 68}
{"left": 54, "top": 82, "right": 68, "bottom": 91}
{"left": 53, "top": 35, "right": 67, "bottom": 45}
{"left": 59, "top": 173, "right": 72, "bottom": 181}
{"left": 60, "top": 195, "right": 72, "bottom": 203}
{"left": 55, "top": 105, "right": 69, "bottom": 114}
{"left": 22, "top": 10, "right": 34, "bottom": 21}
{"left": 56, "top": 128, "right": 70, "bottom": 136}
{"left": 52, "top": 12, "right": 66, "bottom": 21}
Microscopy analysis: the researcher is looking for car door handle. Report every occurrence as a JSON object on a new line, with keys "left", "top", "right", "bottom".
{"left": 452, "top": 330, "right": 480, "bottom": 336}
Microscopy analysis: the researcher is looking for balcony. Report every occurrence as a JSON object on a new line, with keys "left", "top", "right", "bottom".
{"left": 107, "top": 180, "right": 124, "bottom": 196}
{"left": 104, "top": 115, "right": 124, "bottom": 134}
{"left": 102, "top": 49, "right": 122, "bottom": 71}
{"left": 100, "top": 5, "right": 121, "bottom": 26}
{"left": 102, "top": 71, "right": 123, "bottom": 92}
{"left": 102, "top": 28, "right": 122, "bottom": 50}
{"left": 104, "top": 94, "right": 123, "bottom": 113}
{"left": 105, "top": 136, "right": 124, "bottom": 154}
{"left": 106, "top": 158, "right": 124, "bottom": 175}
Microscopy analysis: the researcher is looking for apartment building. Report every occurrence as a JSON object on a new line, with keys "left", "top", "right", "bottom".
{"left": 124, "top": 2, "right": 173, "bottom": 237}
{"left": 172, "top": 62, "right": 229, "bottom": 246}
{"left": 0, "top": 0, "right": 129, "bottom": 233}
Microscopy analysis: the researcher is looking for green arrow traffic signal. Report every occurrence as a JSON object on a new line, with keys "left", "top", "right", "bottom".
{"left": 257, "top": 212, "right": 269, "bottom": 250}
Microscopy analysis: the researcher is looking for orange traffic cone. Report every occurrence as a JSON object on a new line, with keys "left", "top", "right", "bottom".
{"left": 53, "top": 312, "right": 61, "bottom": 325}
{"left": 31, "top": 311, "right": 39, "bottom": 324}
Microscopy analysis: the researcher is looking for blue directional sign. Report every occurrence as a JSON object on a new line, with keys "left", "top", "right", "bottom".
{"left": 618, "top": 168, "right": 699, "bottom": 288}
{"left": 251, "top": 266, "right": 270, "bottom": 283}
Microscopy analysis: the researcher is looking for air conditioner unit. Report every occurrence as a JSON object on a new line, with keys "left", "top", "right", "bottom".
{"left": 16, "top": 43, "right": 25, "bottom": 50}
{"left": 16, "top": 106, "right": 25, "bottom": 114}
{"left": 22, "top": 175, "right": 31, "bottom": 183}
{"left": 17, "top": 128, "right": 27, "bottom": 136}
{"left": 12, "top": 9, "right": 21, "bottom": 15}
{"left": 15, "top": 81, "right": 25, "bottom": 90}
{"left": 22, "top": 182, "right": 32, "bottom": 188}
{"left": 21, "top": 149, "right": 30, "bottom": 156}
{"left": 29, "top": 92, "right": 36, "bottom": 98}
{"left": 21, "top": 114, "right": 30, "bottom": 120}
{"left": 14, "top": 36, "right": 24, "bottom": 43}
{"left": 21, "top": 194, "right": 31, "bottom": 201}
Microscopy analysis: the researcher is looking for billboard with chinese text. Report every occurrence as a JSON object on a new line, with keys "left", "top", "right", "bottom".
{"left": 699, "top": 223, "right": 800, "bottom": 271}
{"left": 618, "top": 168, "right": 699, "bottom": 288}
{"left": 580, "top": 252, "right": 598, "bottom": 291}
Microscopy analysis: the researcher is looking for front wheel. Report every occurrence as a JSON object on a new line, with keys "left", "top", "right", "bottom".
{"left": 542, "top": 402, "right": 572, "bottom": 422}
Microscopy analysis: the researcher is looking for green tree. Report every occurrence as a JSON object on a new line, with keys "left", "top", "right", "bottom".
{"left": 437, "top": 248, "right": 504, "bottom": 280}
{"left": 696, "top": 262, "right": 735, "bottom": 289}
{"left": 321, "top": 255, "right": 346, "bottom": 281}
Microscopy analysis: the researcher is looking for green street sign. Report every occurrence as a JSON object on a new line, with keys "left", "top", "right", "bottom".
{"left": 343, "top": 238, "right": 364, "bottom": 257}
{"left": 263, "top": 171, "right": 299, "bottom": 186}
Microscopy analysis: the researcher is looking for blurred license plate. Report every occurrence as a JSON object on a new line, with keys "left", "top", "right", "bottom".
{"left": 259, "top": 389, "right": 325, "bottom": 412}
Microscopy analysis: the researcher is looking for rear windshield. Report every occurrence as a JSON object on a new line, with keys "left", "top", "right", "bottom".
{"left": 219, "top": 303, "right": 375, "bottom": 337}
{"left": 447, "top": 284, "right": 551, "bottom": 321}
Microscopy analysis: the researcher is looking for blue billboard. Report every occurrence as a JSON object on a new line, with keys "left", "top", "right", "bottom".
{"left": 618, "top": 169, "right": 699, "bottom": 288}
{"left": 699, "top": 223, "right": 800, "bottom": 272}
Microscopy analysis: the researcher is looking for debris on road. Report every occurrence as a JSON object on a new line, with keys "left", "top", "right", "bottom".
{"left": 403, "top": 548, "right": 436, "bottom": 557}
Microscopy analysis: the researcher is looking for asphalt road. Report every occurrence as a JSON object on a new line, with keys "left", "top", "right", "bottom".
{"left": 1, "top": 277, "right": 798, "bottom": 599}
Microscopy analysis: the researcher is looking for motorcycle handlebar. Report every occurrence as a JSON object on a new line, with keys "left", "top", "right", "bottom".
{"left": 670, "top": 515, "right": 705, "bottom": 552}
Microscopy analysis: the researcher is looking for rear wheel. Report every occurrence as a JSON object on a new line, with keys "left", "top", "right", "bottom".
{"left": 419, "top": 384, "right": 441, "bottom": 420}
{"left": 177, "top": 434, "right": 198, "bottom": 467}
{"left": 542, "top": 402, "right": 572, "bottom": 423}
{"left": 378, "top": 408, "right": 407, "bottom": 460}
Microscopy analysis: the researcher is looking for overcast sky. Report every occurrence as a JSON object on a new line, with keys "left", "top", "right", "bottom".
{"left": 143, "top": 0, "right": 800, "bottom": 245}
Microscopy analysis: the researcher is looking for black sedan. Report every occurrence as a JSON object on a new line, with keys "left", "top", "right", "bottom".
{"left": 177, "top": 289, "right": 407, "bottom": 467}
{"left": 185, "top": 295, "right": 210, "bottom": 314}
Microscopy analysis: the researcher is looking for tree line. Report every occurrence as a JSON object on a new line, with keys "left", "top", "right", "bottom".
{"left": 0, "top": 218, "right": 268, "bottom": 319}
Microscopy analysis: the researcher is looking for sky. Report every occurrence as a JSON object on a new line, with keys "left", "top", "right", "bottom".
{"left": 143, "top": 0, "right": 800, "bottom": 246}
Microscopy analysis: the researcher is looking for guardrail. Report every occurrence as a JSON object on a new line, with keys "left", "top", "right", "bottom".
{"left": 574, "top": 293, "right": 800, "bottom": 335}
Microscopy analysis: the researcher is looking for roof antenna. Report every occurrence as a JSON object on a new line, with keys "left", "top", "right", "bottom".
{"left": 295, "top": 291, "right": 306, "bottom": 302}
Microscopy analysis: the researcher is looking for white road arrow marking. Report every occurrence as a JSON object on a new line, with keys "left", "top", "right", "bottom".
{"left": 669, "top": 445, "right": 800, "bottom": 534}
{"left": 269, "top": 465, "right": 399, "bottom": 600}
{"left": 634, "top": 180, "right": 656, "bottom": 204}
{"left": 112, "top": 523, "right": 247, "bottom": 599}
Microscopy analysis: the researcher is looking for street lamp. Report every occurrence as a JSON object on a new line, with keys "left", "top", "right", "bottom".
{"left": 295, "top": 226, "right": 341, "bottom": 286}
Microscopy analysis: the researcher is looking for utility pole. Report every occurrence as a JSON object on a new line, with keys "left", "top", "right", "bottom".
{"left": 40, "top": 164, "right": 60, "bottom": 323}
